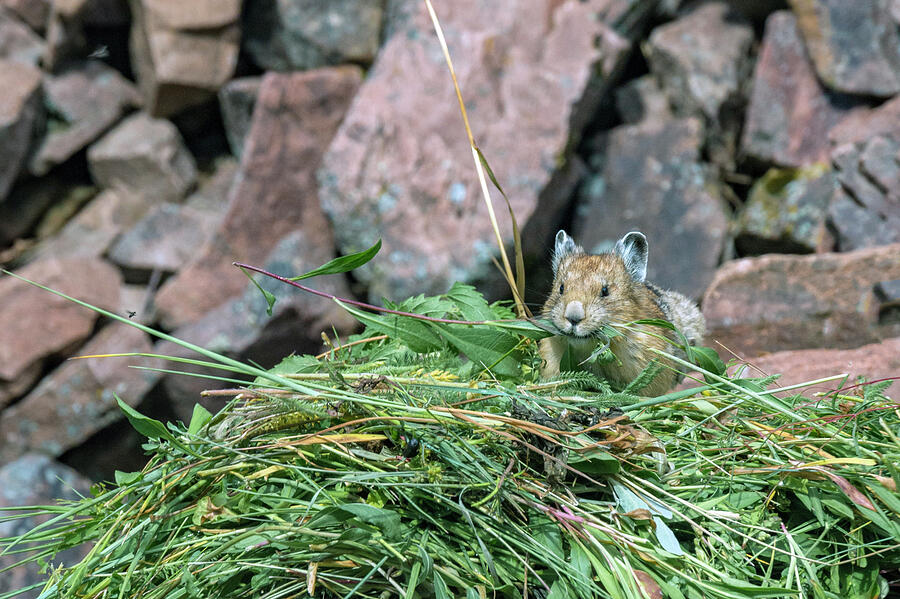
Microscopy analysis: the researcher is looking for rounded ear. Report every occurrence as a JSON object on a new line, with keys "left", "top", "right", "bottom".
{"left": 552, "top": 230, "right": 582, "bottom": 273}
{"left": 615, "top": 231, "right": 648, "bottom": 282}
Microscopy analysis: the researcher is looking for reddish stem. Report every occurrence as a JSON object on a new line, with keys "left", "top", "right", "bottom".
{"left": 233, "top": 261, "right": 484, "bottom": 325}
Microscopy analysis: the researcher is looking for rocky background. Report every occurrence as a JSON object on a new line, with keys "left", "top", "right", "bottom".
{"left": 1, "top": 0, "right": 899, "bottom": 591}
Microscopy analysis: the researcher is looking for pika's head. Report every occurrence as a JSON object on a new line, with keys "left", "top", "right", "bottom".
{"left": 543, "top": 230, "right": 649, "bottom": 337}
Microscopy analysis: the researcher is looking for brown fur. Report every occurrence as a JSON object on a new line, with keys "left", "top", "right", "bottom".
{"left": 538, "top": 235, "right": 704, "bottom": 396}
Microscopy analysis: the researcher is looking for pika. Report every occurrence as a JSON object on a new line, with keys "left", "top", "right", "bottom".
{"left": 538, "top": 230, "right": 705, "bottom": 396}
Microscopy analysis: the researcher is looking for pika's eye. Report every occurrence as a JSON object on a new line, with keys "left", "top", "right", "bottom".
{"left": 601, "top": 285, "right": 609, "bottom": 297}
{"left": 558, "top": 283, "right": 565, "bottom": 295}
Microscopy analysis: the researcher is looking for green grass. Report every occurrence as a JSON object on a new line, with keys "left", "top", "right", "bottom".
{"left": 0, "top": 274, "right": 896, "bottom": 599}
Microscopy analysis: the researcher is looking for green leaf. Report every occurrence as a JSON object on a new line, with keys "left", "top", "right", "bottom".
{"left": 488, "top": 319, "right": 552, "bottom": 340}
{"left": 238, "top": 266, "right": 277, "bottom": 316}
{"left": 289, "top": 239, "right": 382, "bottom": 281}
{"left": 446, "top": 282, "right": 496, "bottom": 321}
{"left": 688, "top": 345, "right": 726, "bottom": 376}
{"left": 632, "top": 318, "right": 676, "bottom": 330}
{"left": 418, "top": 544, "right": 434, "bottom": 578}
{"left": 188, "top": 403, "right": 212, "bottom": 435}
{"left": 114, "top": 470, "right": 142, "bottom": 486}
{"left": 547, "top": 579, "right": 573, "bottom": 599}
{"left": 116, "top": 395, "right": 175, "bottom": 443}
{"left": 868, "top": 482, "right": 900, "bottom": 515}
{"left": 432, "top": 323, "right": 520, "bottom": 377}
{"left": 405, "top": 562, "right": 422, "bottom": 599}
{"left": 652, "top": 516, "right": 684, "bottom": 555}
{"left": 433, "top": 571, "right": 452, "bottom": 599}
{"left": 568, "top": 434, "right": 621, "bottom": 474}
{"left": 339, "top": 302, "right": 444, "bottom": 353}
{"left": 338, "top": 503, "right": 403, "bottom": 540}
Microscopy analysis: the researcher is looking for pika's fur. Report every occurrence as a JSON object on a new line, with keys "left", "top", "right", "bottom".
{"left": 538, "top": 230, "right": 705, "bottom": 396}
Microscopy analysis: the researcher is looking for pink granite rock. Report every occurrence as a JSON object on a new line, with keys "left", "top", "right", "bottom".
{"left": 218, "top": 76, "right": 261, "bottom": 158}
{"left": 0, "top": 258, "right": 121, "bottom": 381}
{"left": 0, "top": 59, "right": 42, "bottom": 202}
{"left": 829, "top": 96, "right": 900, "bottom": 148}
{"left": 702, "top": 244, "right": 900, "bottom": 356}
{"left": 87, "top": 112, "right": 197, "bottom": 202}
{"left": 789, "top": 0, "right": 900, "bottom": 98}
{"left": 243, "top": 0, "right": 384, "bottom": 71}
{"left": 108, "top": 202, "right": 222, "bottom": 273}
{"left": 0, "top": 323, "right": 162, "bottom": 462}
{"left": 0, "top": 6, "right": 44, "bottom": 65}
{"left": 23, "top": 189, "right": 149, "bottom": 263}
{"left": 729, "top": 337, "right": 900, "bottom": 393}
{"left": 157, "top": 230, "right": 358, "bottom": 421}
{"left": 741, "top": 11, "right": 865, "bottom": 168}
{"left": 154, "top": 67, "right": 362, "bottom": 330}
{"left": 29, "top": 60, "right": 143, "bottom": 176}
{"left": 575, "top": 117, "right": 729, "bottom": 297}
{"left": 645, "top": 2, "right": 752, "bottom": 121}
{"left": 318, "top": 0, "right": 633, "bottom": 302}
{"left": 128, "top": 0, "right": 240, "bottom": 116}
{"left": 0, "top": 0, "right": 50, "bottom": 32}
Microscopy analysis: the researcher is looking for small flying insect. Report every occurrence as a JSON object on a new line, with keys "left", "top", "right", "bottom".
{"left": 88, "top": 45, "right": 110, "bottom": 59}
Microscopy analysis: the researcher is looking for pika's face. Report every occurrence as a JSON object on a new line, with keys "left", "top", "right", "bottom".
{"left": 543, "top": 253, "right": 636, "bottom": 338}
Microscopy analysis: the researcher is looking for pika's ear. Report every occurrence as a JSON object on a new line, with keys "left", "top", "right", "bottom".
{"left": 552, "top": 230, "right": 582, "bottom": 273}
{"left": 615, "top": 231, "right": 648, "bottom": 282}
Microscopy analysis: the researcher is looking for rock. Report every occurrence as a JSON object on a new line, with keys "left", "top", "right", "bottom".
{"left": 144, "top": 0, "right": 241, "bottom": 29}
{"left": 0, "top": 0, "right": 50, "bottom": 32}
{"left": 830, "top": 95, "right": 900, "bottom": 148}
{"left": 0, "top": 177, "right": 75, "bottom": 248}
{"left": 788, "top": 0, "right": 900, "bottom": 97}
{"left": 736, "top": 164, "right": 836, "bottom": 254}
{"left": 87, "top": 112, "right": 197, "bottom": 202}
{"left": 730, "top": 337, "right": 900, "bottom": 394}
{"left": 22, "top": 189, "right": 149, "bottom": 263}
{"left": 243, "top": 0, "right": 384, "bottom": 71}
{"left": 32, "top": 184, "right": 96, "bottom": 239}
{"left": 702, "top": 244, "right": 900, "bottom": 356}
{"left": 0, "top": 362, "right": 40, "bottom": 409}
{"left": 0, "top": 258, "right": 121, "bottom": 387}
{"left": 42, "top": 0, "right": 87, "bottom": 70}
{"left": 614, "top": 75, "right": 672, "bottom": 125}
{"left": 82, "top": 0, "right": 129, "bottom": 26}
{"left": 154, "top": 67, "right": 361, "bottom": 330}
{"left": 320, "top": 0, "right": 634, "bottom": 303}
{"left": 0, "top": 60, "right": 42, "bottom": 203}
{"left": 128, "top": 0, "right": 240, "bottom": 116}
{"left": 108, "top": 202, "right": 222, "bottom": 274}
{"left": 158, "top": 230, "right": 358, "bottom": 420}
{"left": 218, "top": 76, "right": 261, "bottom": 158}
{"left": 644, "top": 1, "right": 752, "bottom": 167}
{"left": 575, "top": 118, "right": 729, "bottom": 298}
{"left": 878, "top": 279, "right": 900, "bottom": 308}
{"left": 0, "top": 454, "right": 92, "bottom": 599}
{"left": 645, "top": 2, "right": 752, "bottom": 120}
{"left": 859, "top": 135, "right": 900, "bottom": 195}
{"left": 29, "top": 60, "right": 143, "bottom": 176}
{"left": 741, "top": 11, "right": 865, "bottom": 168}
{"left": 831, "top": 142, "right": 897, "bottom": 219}
{"left": 0, "top": 6, "right": 45, "bottom": 65}
{"left": 0, "top": 323, "right": 162, "bottom": 463}
{"left": 186, "top": 156, "right": 237, "bottom": 209}
{"left": 827, "top": 189, "right": 900, "bottom": 252}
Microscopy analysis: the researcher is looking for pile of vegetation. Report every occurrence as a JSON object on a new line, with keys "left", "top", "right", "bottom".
{"left": 0, "top": 260, "right": 897, "bottom": 598}
{"left": 2, "top": 7, "right": 897, "bottom": 595}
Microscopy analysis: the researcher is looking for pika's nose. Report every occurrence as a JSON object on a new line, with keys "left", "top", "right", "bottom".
{"left": 564, "top": 301, "right": 585, "bottom": 326}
